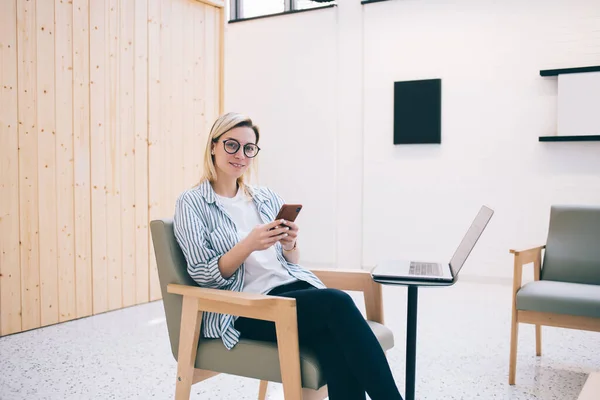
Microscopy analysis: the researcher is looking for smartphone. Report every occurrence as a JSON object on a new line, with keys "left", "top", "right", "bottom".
{"left": 271, "top": 204, "right": 302, "bottom": 230}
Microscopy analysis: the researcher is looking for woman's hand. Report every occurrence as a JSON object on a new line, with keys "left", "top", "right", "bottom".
{"left": 242, "top": 220, "right": 290, "bottom": 252}
{"left": 279, "top": 220, "right": 299, "bottom": 251}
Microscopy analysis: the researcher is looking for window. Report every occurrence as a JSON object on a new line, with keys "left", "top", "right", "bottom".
{"left": 295, "top": 0, "right": 335, "bottom": 10}
{"left": 230, "top": 0, "right": 337, "bottom": 22}
{"left": 242, "top": 0, "right": 284, "bottom": 19}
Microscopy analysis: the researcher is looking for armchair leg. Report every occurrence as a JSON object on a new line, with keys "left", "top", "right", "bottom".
{"left": 275, "top": 311, "right": 303, "bottom": 400}
{"left": 176, "top": 296, "right": 202, "bottom": 400}
{"left": 509, "top": 316, "right": 519, "bottom": 385}
{"left": 258, "top": 380, "right": 268, "bottom": 400}
{"left": 535, "top": 325, "right": 542, "bottom": 356}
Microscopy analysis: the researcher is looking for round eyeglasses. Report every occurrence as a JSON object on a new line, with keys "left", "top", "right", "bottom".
{"left": 216, "top": 138, "right": 260, "bottom": 158}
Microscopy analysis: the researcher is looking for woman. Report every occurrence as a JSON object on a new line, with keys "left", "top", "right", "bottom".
{"left": 173, "top": 112, "right": 403, "bottom": 400}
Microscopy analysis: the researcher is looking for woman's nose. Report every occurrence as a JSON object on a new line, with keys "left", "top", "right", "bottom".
{"left": 234, "top": 149, "right": 245, "bottom": 159}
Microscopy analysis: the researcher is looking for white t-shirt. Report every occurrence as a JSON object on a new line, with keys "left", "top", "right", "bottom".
{"left": 215, "top": 188, "right": 297, "bottom": 294}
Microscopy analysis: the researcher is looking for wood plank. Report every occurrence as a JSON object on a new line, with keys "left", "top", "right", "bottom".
{"left": 37, "top": 0, "right": 59, "bottom": 327}
{"left": 106, "top": 0, "right": 122, "bottom": 311}
{"left": 0, "top": 0, "right": 22, "bottom": 336}
{"left": 182, "top": 0, "right": 197, "bottom": 188}
{"left": 90, "top": 0, "right": 109, "bottom": 314}
{"left": 55, "top": 0, "right": 76, "bottom": 323}
{"left": 204, "top": 6, "right": 217, "bottom": 128}
{"left": 218, "top": 7, "right": 224, "bottom": 114}
{"left": 192, "top": 2, "right": 206, "bottom": 184}
{"left": 168, "top": 283, "right": 295, "bottom": 307}
{"left": 73, "top": 0, "right": 92, "bottom": 319}
{"left": 150, "top": 0, "right": 172, "bottom": 301}
{"left": 18, "top": 0, "right": 41, "bottom": 331}
{"left": 171, "top": 0, "right": 184, "bottom": 203}
{"left": 120, "top": 0, "right": 136, "bottom": 308}
{"left": 161, "top": 0, "right": 173, "bottom": 231}
{"left": 148, "top": 0, "right": 162, "bottom": 301}
{"left": 134, "top": 0, "right": 149, "bottom": 305}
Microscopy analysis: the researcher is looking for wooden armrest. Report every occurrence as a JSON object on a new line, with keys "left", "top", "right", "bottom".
{"left": 311, "top": 269, "right": 384, "bottom": 324}
{"left": 509, "top": 245, "right": 545, "bottom": 293}
{"left": 174, "top": 282, "right": 303, "bottom": 398}
{"left": 167, "top": 283, "right": 296, "bottom": 322}
{"left": 509, "top": 245, "right": 546, "bottom": 257}
{"left": 311, "top": 268, "right": 375, "bottom": 292}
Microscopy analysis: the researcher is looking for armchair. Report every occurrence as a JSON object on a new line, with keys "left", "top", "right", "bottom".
{"left": 508, "top": 205, "right": 600, "bottom": 385}
{"left": 150, "top": 219, "right": 394, "bottom": 400}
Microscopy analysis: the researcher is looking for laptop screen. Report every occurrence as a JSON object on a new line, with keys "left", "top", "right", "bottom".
{"left": 449, "top": 206, "right": 494, "bottom": 277}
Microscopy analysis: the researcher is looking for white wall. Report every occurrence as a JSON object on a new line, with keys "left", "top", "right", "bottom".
{"left": 225, "top": 8, "right": 340, "bottom": 266}
{"left": 225, "top": 0, "right": 600, "bottom": 279}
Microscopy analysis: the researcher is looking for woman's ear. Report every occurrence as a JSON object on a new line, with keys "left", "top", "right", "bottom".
{"left": 210, "top": 142, "right": 215, "bottom": 155}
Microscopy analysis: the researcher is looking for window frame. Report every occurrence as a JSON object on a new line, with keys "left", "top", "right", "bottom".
{"left": 361, "top": 0, "right": 390, "bottom": 4}
{"left": 229, "top": 0, "right": 337, "bottom": 23}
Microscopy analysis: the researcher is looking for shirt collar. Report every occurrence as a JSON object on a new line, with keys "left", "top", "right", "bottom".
{"left": 198, "top": 179, "right": 269, "bottom": 205}
{"left": 247, "top": 185, "right": 270, "bottom": 204}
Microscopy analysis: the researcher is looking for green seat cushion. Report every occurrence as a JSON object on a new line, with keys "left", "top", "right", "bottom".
{"left": 516, "top": 280, "right": 600, "bottom": 319}
{"left": 195, "top": 320, "right": 394, "bottom": 390}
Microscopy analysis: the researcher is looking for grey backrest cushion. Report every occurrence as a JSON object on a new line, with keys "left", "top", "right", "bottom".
{"left": 542, "top": 205, "right": 600, "bottom": 285}
{"left": 150, "top": 219, "right": 200, "bottom": 360}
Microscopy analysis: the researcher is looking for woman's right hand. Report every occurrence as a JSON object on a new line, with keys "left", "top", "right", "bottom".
{"left": 243, "top": 220, "right": 290, "bottom": 252}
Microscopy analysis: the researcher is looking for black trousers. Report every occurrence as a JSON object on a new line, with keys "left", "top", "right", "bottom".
{"left": 234, "top": 280, "right": 403, "bottom": 400}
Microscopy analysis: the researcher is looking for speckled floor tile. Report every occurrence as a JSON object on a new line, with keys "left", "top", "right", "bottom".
{"left": 1, "top": 280, "right": 599, "bottom": 400}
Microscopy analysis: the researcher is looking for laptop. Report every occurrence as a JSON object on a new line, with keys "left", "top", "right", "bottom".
{"left": 371, "top": 205, "right": 494, "bottom": 283}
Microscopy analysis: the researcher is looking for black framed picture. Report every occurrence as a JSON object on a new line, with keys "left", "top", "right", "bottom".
{"left": 393, "top": 78, "right": 442, "bottom": 144}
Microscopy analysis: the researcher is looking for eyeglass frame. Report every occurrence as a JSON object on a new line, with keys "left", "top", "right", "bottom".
{"left": 213, "top": 137, "right": 261, "bottom": 158}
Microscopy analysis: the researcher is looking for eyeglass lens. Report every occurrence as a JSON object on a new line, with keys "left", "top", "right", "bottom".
{"left": 223, "top": 139, "right": 259, "bottom": 157}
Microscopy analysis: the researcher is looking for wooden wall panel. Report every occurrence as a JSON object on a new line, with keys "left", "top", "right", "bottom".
{"left": 73, "top": 0, "right": 93, "bottom": 319}
{"left": 192, "top": 3, "right": 208, "bottom": 182}
{"left": 183, "top": 0, "right": 198, "bottom": 188}
{"left": 204, "top": 6, "right": 218, "bottom": 130}
{"left": 17, "top": 0, "right": 42, "bottom": 332}
{"left": 149, "top": 0, "right": 162, "bottom": 301}
{"left": 147, "top": 0, "right": 162, "bottom": 301}
{"left": 106, "top": 0, "right": 122, "bottom": 312}
{"left": 90, "top": 0, "right": 109, "bottom": 315}
{"left": 1, "top": 0, "right": 224, "bottom": 335}
{"left": 37, "top": 0, "right": 59, "bottom": 327}
{"left": 134, "top": 0, "right": 149, "bottom": 305}
{"left": 172, "top": 0, "right": 185, "bottom": 206}
{"left": 159, "top": 0, "right": 172, "bottom": 260}
{"left": 0, "top": 0, "right": 22, "bottom": 336}
{"left": 55, "top": 0, "right": 76, "bottom": 323}
{"left": 120, "top": 0, "right": 136, "bottom": 308}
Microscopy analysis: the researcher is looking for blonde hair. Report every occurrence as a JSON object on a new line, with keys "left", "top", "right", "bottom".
{"left": 199, "top": 112, "right": 260, "bottom": 191}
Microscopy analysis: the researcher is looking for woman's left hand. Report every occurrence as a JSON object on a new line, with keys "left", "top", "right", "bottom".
{"left": 279, "top": 220, "right": 299, "bottom": 251}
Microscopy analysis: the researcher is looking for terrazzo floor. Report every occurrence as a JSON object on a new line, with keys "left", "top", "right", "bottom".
{"left": 1, "top": 279, "right": 599, "bottom": 400}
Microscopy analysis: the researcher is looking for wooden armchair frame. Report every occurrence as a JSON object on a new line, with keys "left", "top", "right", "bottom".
{"left": 169, "top": 269, "right": 384, "bottom": 400}
{"left": 509, "top": 245, "right": 600, "bottom": 385}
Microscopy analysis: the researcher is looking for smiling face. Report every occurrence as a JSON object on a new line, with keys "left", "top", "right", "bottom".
{"left": 211, "top": 126, "right": 259, "bottom": 182}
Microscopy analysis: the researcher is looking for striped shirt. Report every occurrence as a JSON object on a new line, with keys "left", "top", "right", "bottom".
{"left": 173, "top": 179, "right": 325, "bottom": 350}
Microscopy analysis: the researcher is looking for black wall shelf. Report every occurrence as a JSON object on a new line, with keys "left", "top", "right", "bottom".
{"left": 540, "top": 66, "right": 600, "bottom": 77}
{"left": 539, "top": 135, "right": 600, "bottom": 142}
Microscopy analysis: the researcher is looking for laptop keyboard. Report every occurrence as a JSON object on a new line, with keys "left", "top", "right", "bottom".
{"left": 409, "top": 262, "right": 442, "bottom": 276}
